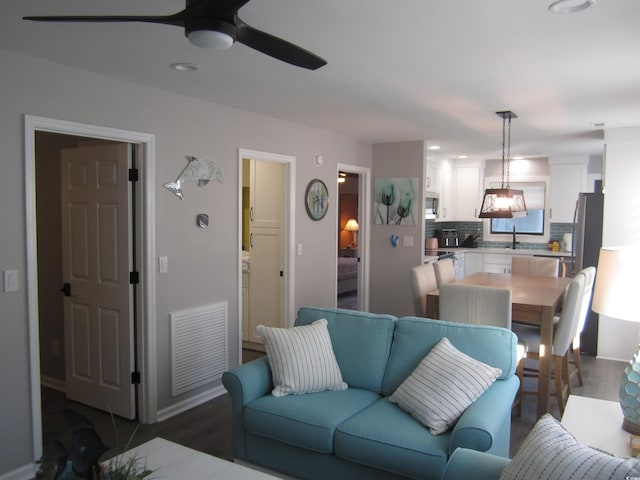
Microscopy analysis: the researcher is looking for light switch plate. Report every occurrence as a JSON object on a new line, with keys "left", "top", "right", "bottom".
{"left": 403, "top": 236, "right": 414, "bottom": 247}
{"left": 4, "top": 270, "right": 18, "bottom": 292}
{"left": 158, "top": 256, "right": 169, "bottom": 273}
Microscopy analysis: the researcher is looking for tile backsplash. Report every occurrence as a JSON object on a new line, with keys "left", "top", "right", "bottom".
{"left": 425, "top": 221, "right": 573, "bottom": 250}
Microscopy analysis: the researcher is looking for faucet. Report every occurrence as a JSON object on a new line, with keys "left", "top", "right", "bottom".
{"left": 512, "top": 226, "right": 518, "bottom": 249}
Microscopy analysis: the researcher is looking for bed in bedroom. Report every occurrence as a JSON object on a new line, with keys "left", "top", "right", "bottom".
{"left": 337, "top": 256, "right": 358, "bottom": 295}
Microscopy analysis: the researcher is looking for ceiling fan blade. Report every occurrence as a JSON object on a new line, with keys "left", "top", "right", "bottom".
{"left": 23, "top": 13, "right": 186, "bottom": 28}
{"left": 236, "top": 19, "right": 326, "bottom": 70}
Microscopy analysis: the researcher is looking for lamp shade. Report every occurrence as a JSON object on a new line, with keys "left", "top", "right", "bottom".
{"left": 592, "top": 246, "right": 640, "bottom": 435}
{"left": 344, "top": 219, "right": 359, "bottom": 232}
{"left": 478, "top": 188, "right": 527, "bottom": 218}
{"left": 592, "top": 246, "right": 640, "bottom": 322}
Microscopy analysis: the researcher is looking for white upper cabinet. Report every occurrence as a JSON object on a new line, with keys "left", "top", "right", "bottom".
{"left": 549, "top": 162, "right": 587, "bottom": 222}
{"left": 453, "top": 165, "right": 483, "bottom": 221}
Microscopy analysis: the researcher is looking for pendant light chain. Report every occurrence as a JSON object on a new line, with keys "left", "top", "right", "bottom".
{"left": 506, "top": 113, "right": 511, "bottom": 189}
{"left": 501, "top": 114, "right": 506, "bottom": 188}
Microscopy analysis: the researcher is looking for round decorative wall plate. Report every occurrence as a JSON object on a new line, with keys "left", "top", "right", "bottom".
{"left": 305, "top": 179, "right": 329, "bottom": 221}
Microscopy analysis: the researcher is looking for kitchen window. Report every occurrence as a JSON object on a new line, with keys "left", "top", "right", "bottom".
{"left": 483, "top": 180, "right": 550, "bottom": 243}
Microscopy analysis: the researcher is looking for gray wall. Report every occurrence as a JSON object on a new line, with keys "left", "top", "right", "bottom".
{"left": 0, "top": 48, "right": 371, "bottom": 475}
{"left": 369, "top": 141, "right": 425, "bottom": 317}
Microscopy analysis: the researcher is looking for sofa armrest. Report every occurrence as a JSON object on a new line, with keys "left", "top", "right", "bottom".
{"left": 442, "top": 448, "right": 510, "bottom": 480}
{"left": 449, "top": 375, "right": 519, "bottom": 457}
{"left": 221, "top": 356, "right": 273, "bottom": 459}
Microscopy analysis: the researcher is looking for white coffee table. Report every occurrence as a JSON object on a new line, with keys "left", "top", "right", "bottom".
{"left": 560, "top": 395, "right": 631, "bottom": 458}
{"left": 112, "top": 438, "right": 281, "bottom": 479}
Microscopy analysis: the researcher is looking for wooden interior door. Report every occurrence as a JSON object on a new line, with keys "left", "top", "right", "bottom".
{"left": 61, "top": 143, "right": 135, "bottom": 419}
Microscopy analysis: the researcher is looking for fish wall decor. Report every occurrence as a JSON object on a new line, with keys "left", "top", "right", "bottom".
{"left": 163, "top": 155, "right": 223, "bottom": 200}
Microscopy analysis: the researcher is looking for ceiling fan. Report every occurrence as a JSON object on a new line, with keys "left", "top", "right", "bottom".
{"left": 23, "top": 0, "right": 327, "bottom": 70}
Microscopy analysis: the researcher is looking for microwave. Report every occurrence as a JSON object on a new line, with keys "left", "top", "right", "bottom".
{"left": 425, "top": 191, "right": 439, "bottom": 219}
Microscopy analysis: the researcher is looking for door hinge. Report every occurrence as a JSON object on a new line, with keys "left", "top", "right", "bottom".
{"left": 129, "top": 168, "right": 139, "bottom": 182}
{"left": 131, "top": 371, "right": 141, "bottom": 385}
{"left": 130, "top": 271, "right": 139, "bottom": 284}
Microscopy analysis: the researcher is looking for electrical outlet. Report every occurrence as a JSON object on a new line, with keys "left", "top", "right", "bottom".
{"left": 403, "top": 236, "right": 414, "bottom": 247}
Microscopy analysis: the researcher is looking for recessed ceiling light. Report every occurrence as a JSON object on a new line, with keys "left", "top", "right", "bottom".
{"left": 170, "top": 63, "right": 201, "bottom": 72}
{"left": 457, "top": 155, "right": 468, "bottom": 159}
{"left": 428, "top": 145, "right": 441, "bottom": 150}
{"left": 548, "top": 0, "right": 595, "bottom": 14}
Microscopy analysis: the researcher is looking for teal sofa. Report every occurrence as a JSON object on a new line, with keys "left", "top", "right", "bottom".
{"left": 222, "top": 307, "right": 519, "bottom": 480}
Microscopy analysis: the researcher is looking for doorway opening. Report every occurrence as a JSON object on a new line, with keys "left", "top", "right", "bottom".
{"left": 25, "top": 115, "right": 157, "bottom": 463}
{"left": 336, "top": 164, "right": 370, "bottom": 311}
{"left": 237, "top": 149, "right": 295, "bottom": 361}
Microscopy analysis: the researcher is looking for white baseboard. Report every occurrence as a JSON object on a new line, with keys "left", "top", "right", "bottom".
{"left": 40, "top": 376, "right": 66, "bottom": 392}
{"left": 0, "top": 462, "right": 37, "bottom": 480}
{"left": 156, "top": 385, "right": 226, "bottom": 422}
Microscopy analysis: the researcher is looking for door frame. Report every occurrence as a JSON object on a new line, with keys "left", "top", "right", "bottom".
{"left": 24, "top": 115, "right": 157, "bottom": 462}
{"left": 336, "top": 163, "right": 371, "bottom": 311}
{"left": 237, "top": 148, "right": 295, "bottom": 361}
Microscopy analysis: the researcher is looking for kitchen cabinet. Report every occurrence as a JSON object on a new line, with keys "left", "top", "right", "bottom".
{"left": 454, "top": 252, "right": 465, "bottom": 279}
{"left": 242, "top": 272, "right": 249, "bottom": 341}
{"left": 425, "top": 163, "right": 437, "bottom": 191}
{"left": 549, "top": 163, "right": 587, "bottom": 222}
{"left": 436, "top": 165, "right": 453, "bottom": 221}
{"left": 483, "top": 253, "right": 513, "bottom": 274}
{"left": 464, "top": 252, "right": 484, "bottom": 277}
{"left": 243, "top": 159, "right": 285, "bottom": 346}
{"left": 453, "top": 165, "right": 483, "bottom": 221}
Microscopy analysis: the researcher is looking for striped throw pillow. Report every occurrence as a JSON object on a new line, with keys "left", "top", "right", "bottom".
{"left": 500, "top": 414, "right": 640, "bottom": 480}
{"left": 389, "top": 337, "right": 501, "bottom": 435}
{"left": 257, "top": 319, "right": 348, "bottom": 397}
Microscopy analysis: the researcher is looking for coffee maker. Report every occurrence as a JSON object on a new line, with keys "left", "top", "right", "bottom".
{"left": 435, "top": 229, "right": 459, "bottom": 248}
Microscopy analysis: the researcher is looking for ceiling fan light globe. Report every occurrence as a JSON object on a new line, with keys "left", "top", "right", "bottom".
{"left": 188, "top": 30, "right": 234, "bottom": 49}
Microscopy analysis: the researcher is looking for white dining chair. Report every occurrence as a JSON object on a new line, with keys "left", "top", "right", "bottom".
{"left": 439, "top": 283, "right": 528, "bottom": 416}
{"left": 434, "top": 258, "right": 456, "bottom": 287}
{"left": 568, "top": 266, "right": 596, "bottom": 386}
{"left": 409, "top": 263, "right": 438, "bottom": 317}
{"left": 511, "top": 256, "right": 560, "bottom": 277}
{"left": 521, "top": 272, "right": 585, "bottom": 414}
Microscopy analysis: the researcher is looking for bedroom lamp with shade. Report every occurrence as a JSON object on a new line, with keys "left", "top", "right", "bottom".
{"left": 344, "top": 218, "right": 359, "bottom": 248}
{"left": 592, "top": 246, "right": 640, "bottom": 434}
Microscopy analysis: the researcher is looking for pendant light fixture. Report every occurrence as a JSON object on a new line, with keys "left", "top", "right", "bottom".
{"left": 478, "top": 110, "right": 527, "bottom": 218}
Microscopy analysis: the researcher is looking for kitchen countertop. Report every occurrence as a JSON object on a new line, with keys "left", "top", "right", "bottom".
{"left": 424, "top": 247, "right": 573, "bottom": 262}
{"left": 461, "top": 247, "right": 573, "bottom": 257}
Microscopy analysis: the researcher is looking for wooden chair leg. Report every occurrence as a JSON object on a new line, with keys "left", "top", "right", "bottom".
{"left": 563, "top": 353, "right": 571, "bottom": 397}
{"left": 572, "top": 342, "right": 583, "bottom": 386}
{"left": 554, "top": 355, "right": 567, "bottom": 414}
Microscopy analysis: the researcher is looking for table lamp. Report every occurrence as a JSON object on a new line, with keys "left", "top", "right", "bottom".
{"left": 592, "top": 246, "right": 640, "bottom": 434}
{"left": 344, "top": 218, "right": 359, "bottom": 248}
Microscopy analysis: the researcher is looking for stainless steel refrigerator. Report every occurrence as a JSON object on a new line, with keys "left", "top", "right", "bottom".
{"left": 571, "top": 191, "right": 604, "bottom": 355}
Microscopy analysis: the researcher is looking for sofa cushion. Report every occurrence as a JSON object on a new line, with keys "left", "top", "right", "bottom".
{"left": 296, "top": 307, "right": 397, "bottom": 393}
{"left": 500, "top": 413, "right": 640, "bottom": 480}
{"left": 257, "top": 319, "right": 347, "bottom": 397}
{"left": 335, "top": 397, "right": 449, "bottom": 479}
{"left": 389, "top": 337, "right": 501, "bottom": 435}
{"left": 244, "top": 388, "right": 380, "bottom": 454}
{"left": 383, "top": 317, "right": 516, "bottom": 396}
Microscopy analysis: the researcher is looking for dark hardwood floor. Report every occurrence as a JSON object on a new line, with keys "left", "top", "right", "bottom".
{"left": 40, "top": 349, "right": 624, "bottom": 470}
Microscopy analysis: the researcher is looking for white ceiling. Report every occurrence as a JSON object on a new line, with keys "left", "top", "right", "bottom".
{"left": 2, "top": 0, "right": 640, "bottom": 162}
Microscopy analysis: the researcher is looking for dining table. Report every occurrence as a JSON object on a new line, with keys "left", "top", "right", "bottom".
{"left": 425, "top": 271, "right": 572, "bottom": 419}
